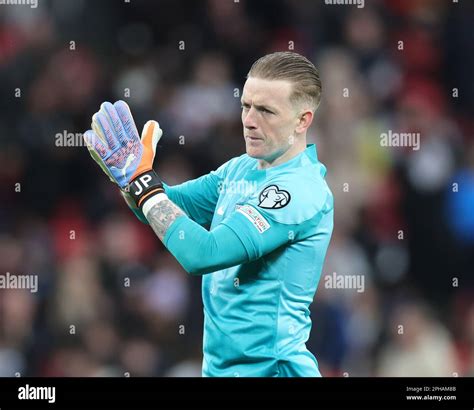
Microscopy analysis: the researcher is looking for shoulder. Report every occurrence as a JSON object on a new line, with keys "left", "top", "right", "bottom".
{"left": 225, "top": 153, "right": 256, "bottom": 174}
{"left": 249, "top": 165, "right": 333, "bottom": 225}
{"left": 213, "top": 153, "right": 256, "bottom": 178}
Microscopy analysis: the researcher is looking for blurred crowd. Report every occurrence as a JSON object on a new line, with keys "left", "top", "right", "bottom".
{"left": 0, "top": 0, "right": 473, "bottom": 377}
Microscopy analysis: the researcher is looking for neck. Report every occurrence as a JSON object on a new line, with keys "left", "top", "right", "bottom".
{"left": 257, "top": 137, "right": 306, "bottom": 170}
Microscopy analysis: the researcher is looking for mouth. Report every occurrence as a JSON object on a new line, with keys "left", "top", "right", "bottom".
{"left": 245, "top": 135, "right": 263, "bottom": 141}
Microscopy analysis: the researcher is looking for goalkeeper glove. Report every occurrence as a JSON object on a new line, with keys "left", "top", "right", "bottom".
{"left": 83, "top": 100, "right": 165, "bottom": 220}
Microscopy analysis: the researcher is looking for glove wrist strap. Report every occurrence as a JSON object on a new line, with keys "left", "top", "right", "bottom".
{"left": 124, "top": 170, "right": 165, "bottom": 209}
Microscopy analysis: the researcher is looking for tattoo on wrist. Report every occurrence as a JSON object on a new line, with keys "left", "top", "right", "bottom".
{"left": 146, "top": 199, "right": 185, "bottom": 242}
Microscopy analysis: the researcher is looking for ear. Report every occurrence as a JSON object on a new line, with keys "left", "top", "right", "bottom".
{"left": 295, "top": 110, "right": 314, "bottom": 134}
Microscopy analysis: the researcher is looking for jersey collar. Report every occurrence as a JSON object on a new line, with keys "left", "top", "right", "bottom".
{"left": 245, "top": 144, "right": 320, "bottom": 180}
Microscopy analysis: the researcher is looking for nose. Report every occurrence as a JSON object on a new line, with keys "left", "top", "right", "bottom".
{"left": 243, "top": 107, "right": 257, "bottom": 130}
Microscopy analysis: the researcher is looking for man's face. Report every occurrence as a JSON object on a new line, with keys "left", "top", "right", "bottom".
{"left": 241, "top": 77, "right": 300, "bottom": 162}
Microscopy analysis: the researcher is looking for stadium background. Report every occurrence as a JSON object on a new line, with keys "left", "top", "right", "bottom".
{"left": 0, "top": 0, "right": 473, "bottom": 377}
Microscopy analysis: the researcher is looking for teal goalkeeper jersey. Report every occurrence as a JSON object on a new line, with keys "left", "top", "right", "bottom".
{"left": 164, "top": 144, "right": 333, "bottom": 377}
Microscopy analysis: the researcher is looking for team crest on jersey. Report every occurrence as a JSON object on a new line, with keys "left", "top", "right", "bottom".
{"left": 258, "top": 185, "right": 291, "bottom": 209}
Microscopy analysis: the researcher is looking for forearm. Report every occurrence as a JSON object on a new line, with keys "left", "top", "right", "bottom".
{"left": 123, "top": 182, "right": 195, "bottom": 226}
{"left": 143, "top": 195, "right": 249, "bottom": 275}
{"left": 143, "top": 194, "right": 186, "bottom": 242}
{"left": 162, "top": 174, "right": 219, "bottom": 227}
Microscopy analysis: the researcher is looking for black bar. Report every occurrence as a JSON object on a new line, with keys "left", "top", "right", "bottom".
{"left": 0, "top": 377, "right": 472, "bottom": 409}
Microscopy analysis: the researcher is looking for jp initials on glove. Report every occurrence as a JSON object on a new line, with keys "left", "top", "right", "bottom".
{"left": 83, "top": 100, "right": 165, "bottom": 217}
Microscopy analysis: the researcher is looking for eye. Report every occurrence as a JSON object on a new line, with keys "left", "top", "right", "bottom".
{"left": 261, "top": 108, "right": 273, "bottom": 114}
{"left": 241, "top": 104, "right": 249, "bottom": 110}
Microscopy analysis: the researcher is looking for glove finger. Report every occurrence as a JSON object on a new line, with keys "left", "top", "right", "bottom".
{"left": 87, "top": 146, "right": 117, "bottom": 184}
{"left": 101, "top": 101, "right": 128, "bottom": 146}
{"left": 114, "top": 100, "right": 140, "bottom": 143}
{"left": 92, "top": 112, "right": 120, "bottom": 151}
{"left": 91, "top": 117, "right": 106, "bottom": 144}
{"left": 140, "top": 120, "right": 163, "bottom": 157}
{"left": 84, "top": 131, "right": 117, "bottom": 184}
{"left": 128, "top": 121, "right": 162, "bottom": 180}
{"left": 83, "top": 129, "right": 110, "bottom": 160}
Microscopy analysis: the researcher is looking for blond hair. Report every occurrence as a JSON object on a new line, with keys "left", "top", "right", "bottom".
{"left": 248, "top": 51, "right": 322, "bottom": 112}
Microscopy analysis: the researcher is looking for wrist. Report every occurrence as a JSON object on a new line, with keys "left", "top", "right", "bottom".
{"left": 125, "top": 170, "right": 165, "bottom": 210}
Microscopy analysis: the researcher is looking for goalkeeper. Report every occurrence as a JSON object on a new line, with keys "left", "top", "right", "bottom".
{"left": 83, "top": 52, "right": 333, "bottom": 377}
